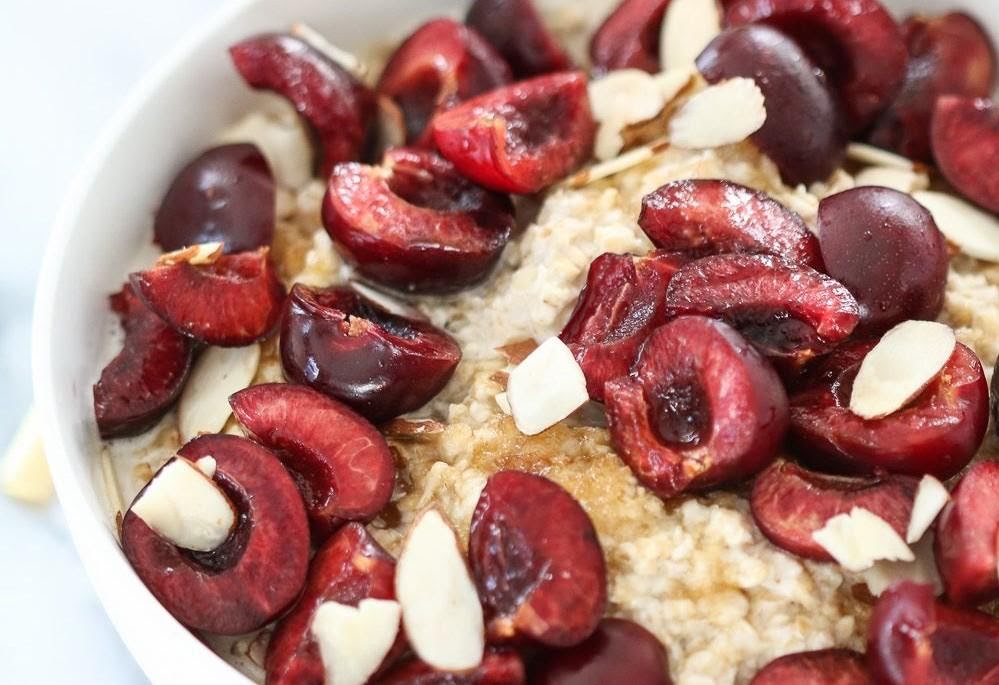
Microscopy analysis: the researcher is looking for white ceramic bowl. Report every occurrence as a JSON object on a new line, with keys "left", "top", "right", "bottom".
{"left": 32, "top": 0, "right": 997, "bottom": 682}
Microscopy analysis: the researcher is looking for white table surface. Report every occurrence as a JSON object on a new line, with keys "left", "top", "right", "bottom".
{"left": 0, "top": 1, "right": 225, "bottom": 681}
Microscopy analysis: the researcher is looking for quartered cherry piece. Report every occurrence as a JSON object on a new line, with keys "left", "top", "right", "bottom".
{"left": 590, "top": 0, "right": 668, "bottom": 74}
{"left": 750, "top": 649, "right": 872, "bottom": 685}
{"left": 639, "top": 180, "right": 822, "bottom": 268}
{"left": 279, "top": 284, "right": 462, "bottom": 423}
{"left": 605, "top": 316, "right": 788, "bottom": 499}
{"left": 230, "top": 33, "right": 376, "bottom": 176}
{"left": 466, "top": 0, "right": 572, "bottom": 78}
{"left": 469, "top": 471, "right": 607, "bottom": 647}
{"left": 750, "top": 460, "right": 917, "bottom": 562}
{"left": 230, "top": 383, "right": 396, "bottom": 541}
{"left": 560, "top": 251, "right": 686, "bottom": 402}
{"left": 154, "top": 143, "right": 274, "bottom": 254}
{"left": 430, "top": 71, "right": 596, "bottom": 194}
{"left": 266, "top": 523, "right": 399, "bottom": 685}
{"left": 121, "top": 435, "right": 310, "bottom": 635}
{"left": 378, "top": 650, "right": 526, "bottom": 685}
{"left": 789, "top": 340, "right": 989, "bottom": 480}
{"left": 931, "top": 96, "right": 999, "bottom": 214}
{"left": 93, "top": 284, "right": 194, "bottom": 438}
{"left": 130, "top": 248, "right": 286, "bottom": 347}
{"left": 322, "top": 147, "right": 515, "bottom": 293}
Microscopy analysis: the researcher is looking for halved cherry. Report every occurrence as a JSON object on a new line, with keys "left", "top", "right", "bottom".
{"left": 121, "top": 435, "right": 310, "bottom": 634}
{"left": 695, "top": 26, "right": 847, "bottom": 185}
{"left": 818, "top": 187, "right": 948, "bottom": 334}
{"left": 559, "top": 251, "right": 686, "bottom": 402}
{"left": 266, "top": 523, "right": 398, "bottom": 685}
{"left": 229, "top": 33, "right": 376, "bottom": 176}
{"left": 430, "top": 72, "right": 596, "bottom": 194}
{"left": 867, "top": 581, "right": 999, "bottom": 684}
{"left": 750, "top": 649, "right": 872, "bottom": 685}
{"left": 532, "top": 618, "right": 672, "bottom": 685}
{"left": 154, "top": 143, "right": 274, "bottom": 253}
{"left": 868, "top": 13, "right": 996, "bottom": 162}
{"left": 466, "top": 0, "right": 572, "bottom": 78}
{"left": 230, "top": 383, "right": 395, "bottom": 541}
{"left": 750, "top": 459, "right": 917, "bottom": 562}
{"left": 931, "top": 96, "right": 999, "bottom": 214}
{"left": 639, "top": 180, "right": 822, "bottom": 268}
{"left": 469, "top": 470, "right": 606, "bottom": 647}
{"left": 93, "top": 284, "right": 194, "bottom": 438}
{"left": 934, "top": 461, "right": 999, "bottom": 607}
{"left": 605, "top": 316, "right": 788, "bottom": 498}
{"left": 322, "top": 147, "right": 514, "bottom": 293}
{"left": 665, "top": 254, "right": 859, "bottom": 363}
{"left": 130, "top": 248, "right": 285, "bottom": 347}
{"left": 377, "top": 19, "right": 512, "bottom": 145}
{"left": 789, "top": 341, "right": 989, "bottom": 479}
{"left": 590, "top": 0, "right": 668, "bottom": 74}
{"left": 379, "top": 649, "right": 525, "bottom": 684}
{"left": 279, "top": 284, "right": 461, "bottom": 423}
{"left": 725, "top": 0, "right": 907, "bottom": 131}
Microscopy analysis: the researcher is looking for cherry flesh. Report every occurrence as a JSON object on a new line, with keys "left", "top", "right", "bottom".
{"left": 466, "top": 0, "right": 572, "bottom": 78}
{"left": 749, "top": 649, "right": 872, "bottom": 685}
{"left": 931, "top": 96, "right": 999, "bottom": 214}
{"left": 590, "top": 0, "right": 669, "bottom": 74}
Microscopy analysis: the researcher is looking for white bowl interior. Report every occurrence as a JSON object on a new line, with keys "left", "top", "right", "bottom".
{"left": 32, "top": 0, "right": 998, "bottom": 682}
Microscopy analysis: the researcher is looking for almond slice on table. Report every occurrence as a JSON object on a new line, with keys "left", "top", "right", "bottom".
{"left": 846, "top": 143, "right": 921, "bottom": 171}
{"left": 849, "top": 321, "right": 956, "bottom": 420}
{"left": 668, "top": 78, "right": 766, "bottom": 150}
{"left": 660, "top": 0, "right": 721, "bottom": 71}
{"left": 812, "top": 507, "right": 914, "bottom": 572}
{"left": 913, "top": 190, "right": 999, "bottom": 262}
{"left": 156, "top": 241, "right": 224, "bottom": 267}
{"left": 507, "top": 337, "right": 589, "bottom": 436}
{"left": 906, "top": 475, "right": 950, "bottom": 544}
{"left": 177, "top": 344, "right": 261, "bottom": 442}
{"left": 290, "top": 21, "right": 369, "bottom": 80}
{"left": 854, "top": 166, "right": 929, "bottom": 194}
{"left": 1, "top": 408, "right": 53, "bottom": 505}
{"left": 396, "top": 509, "right": 484, "bottom": 672}
{"left": 311, "top": 598, "right": 401, "bottom": 685}
{"left": 131, "top": 456, "right": 236, "bottom": 552}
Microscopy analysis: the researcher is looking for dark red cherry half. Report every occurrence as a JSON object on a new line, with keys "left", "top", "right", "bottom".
{"left": 466, "top": 0, "right": 572, "bottom": 78}
{"left": 154, "top": 143, "right": 274, "bottom": 254}
{"left": 229, "top": 33, "right": 376, "bottom": 176}
{"left": 430, "top": 72, "right": 596, "bottom": 194}
{"left": 639, "top": 180, "right": 822, "bottom": 268}
{"left": 590, "top": 0, "right": 669, "bottom": 74}
{"left": 789, "top": 340, "right": 989, "bottom": 480}
{"left": 725, "top": 0, "right": 907, "bottom": 131}
{"left": 266, "top": 523, "right": 399, "bottom": 685}
{"left": 230, "top": 383, "right": 395, "bottom": 541}
{"left": 934, "top": 461, "right": 999, "bottom": 607}
{"left": 379, "top": 649, "right": 526, "bottom": 684}
{"left": 867, "top": 581, "right": 999, "bottom": 685}
{"left": 750, "top": 459, "right": 917, "bottom": 562}
{"left": 469, "top": 471, "right": 607, "bottom": 647}
{"left": 665, "top": 254, "right": 859, "bottom": 363}
{"left": 931, "top": 96, "right": 999, "bottom": 214}
{"left": 280, "top": 284, "right": 461, "bottom": 423}
{"left": 560, "top": 250, "right": 686, "bottom": 402}
{"left": 322, "top": 147, "right": 514, "bottom": 293}
{"left": 130, "top": 248, "right": 286, "bottom": 347}
{"left": 750, "top": 649, "right": 872, "bottom": 685}
{"left": 93, "top": 284, "right": 194, "bottom": 439}
{"left": 532, "top": 618, "right": 672, "bottom": 685}
{"left": 377, "top": 19, "right": 512, "bottom": 146}
{"left": 121, "top": 435, "right": 310, "bottom": 635}
{"left": 605, "top": 316, "right": 788, "bottom": 499}
{"left": 696, "top": 25, "right": 847, "bottom": 185}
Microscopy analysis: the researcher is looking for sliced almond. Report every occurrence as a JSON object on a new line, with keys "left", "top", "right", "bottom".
{"left": 177, "top": 344, "right": 261, "bottom": 442}
{"left": 311, "top": 598, "right": 401, "bottom": 685}
{"left": 853, "top": 166, "right": 930, "bottom": 194}
{"left": 131, "top": 457, "right": 236, "bottom": 552}
{"left": 496, "top": 338, "right": 539, "bottom": 365}
{"left": 156, "top": 242, "right": 224, "bottom": 267}
{"left": 849, "top": 321, "right": 956, "bottom": 420}
{"left": 383, "top": 418, "right": 446, "bottom": 438}
{"left": 1, "top": 409, "right": 53, "bottom": 505}
{"left": 218, "top": 108, "right": 314, "bottom": 189}
{"left": 290, "top": 22, "right": 369, "bottom": 80}
{"left": 562, "top": 139, "right": 669, "bottom": 188}
{"left": 861, "top": 532, "right": 942, "bottom": 597}
{"left": 846, "top": 142, "right": 919, "bottom": 171}
{"left": 349, "top": 280, "right": 425, "bottom": 320}
{"left": 396, "top": 509, "right": 484, "bottom": 671}
{"left": 668, "top": 78, "right": 766, "bottom": 150}
{"left": 507, "top": 337, "right": 589, "bottom": 436}
{"left": 906, "top": 475, "right": 950, "bottom": 543}
{"left": 913, "top": 190, "right": 999, "bottom": 263}
{"left": 660, "top": 0, "right": 721, "bottom": 71}
{"left": 495, "top": 392, "right": 512, "bottom": 415}
{"left": 812, "top": 507, "right": 914, "bottom": 572}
